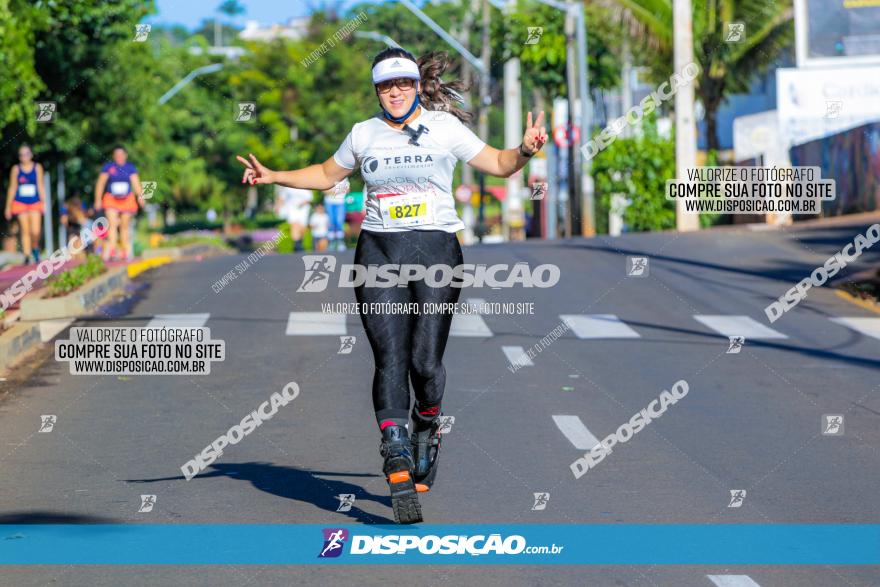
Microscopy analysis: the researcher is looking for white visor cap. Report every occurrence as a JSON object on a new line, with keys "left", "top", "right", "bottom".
{"left": 372, "top": 58, "right": 421, "bottom": 84}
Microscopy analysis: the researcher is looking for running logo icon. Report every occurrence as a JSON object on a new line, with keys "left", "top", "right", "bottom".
{"left": 134, "top": 24, "right": 151, "bottom": 42}
{"left": 337, "top": 336, "right": 356, "bottom": 354}
{"left": 36, "top": 102, "right": 56, "bottom": 123}
{"left": 822, "top": 414, "right": 844, "bottom": 436}
{"left": 38, "top": 415, "right": 56, "bottom": 433}
{"left": 525, "top": 27, "right": 544, "bottom": 45}
{"left": 318, "top": 528, "right": 348, "bottom": 558}
{"left": 727, "top": 336, "right": 745, "bottom": 354}
{"left": 141, "top": 181, "right": 157, "bottom": 200}
{"left": 236, "top": 102, "right": 256, "bottom": 122}
{"left": 336, "top": 494, "right": 356, "bottom": 512}
{"left": 728, "top": 489, "right": 746, "bottom": 508}
{"left": 298, "top": 255, "right": 337, "bottom": 292}
{"left": 530, "top": 182, "right": 547, "bottom": 201}
{"left": 825, "top": 100, "right": 843, "bottom": 119}
{"left": 437, "top": 415, "right": 455, "bottom": 434}
{"left": 138, "top": 495, "right": 156, "bottom": 513}
{"left": 725, "top": 22, "right": 745, "bottom": 42}
{"left": 531, "top": 492, "right": 549, "bottom": 511}
{"left": 627, "top": 256, "right": 649, "bottom": 277}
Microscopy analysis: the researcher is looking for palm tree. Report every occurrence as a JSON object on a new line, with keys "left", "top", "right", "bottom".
{"left": 598, "top": 0, "right": 794, "bottom": 151}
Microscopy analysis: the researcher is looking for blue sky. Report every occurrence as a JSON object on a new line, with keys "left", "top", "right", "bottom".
{"left": 149, "top": 0, "right": 366, "bottom": 30}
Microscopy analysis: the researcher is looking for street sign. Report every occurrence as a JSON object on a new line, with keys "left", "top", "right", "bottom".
{"left": 554, "top": 126, "right": 568, "bottom": 147}
{"left": 553, "top": 125, "right": 581, "bottom": 148}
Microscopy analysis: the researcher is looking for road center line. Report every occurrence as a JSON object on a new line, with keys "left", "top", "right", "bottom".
{"left": 552, "top": 415, "right": 602, "bottom": 450}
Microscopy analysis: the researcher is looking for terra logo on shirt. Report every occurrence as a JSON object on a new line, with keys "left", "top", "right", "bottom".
{"left": 361, "top": 156, "right": 379, "bottom": 174}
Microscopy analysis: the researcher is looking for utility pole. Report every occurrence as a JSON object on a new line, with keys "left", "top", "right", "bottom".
{"left": 477, "top": 0, "right": 491, "bottom": 242}
{"left": 564, "top": 6, "right": 581, "bottom": 236}
{"left": 673, "top": 0, "right": 700, "bottom": 232}
{"left": 458, "top": 1, "right": 477, "bottom": 245}
{"left": 574, "top": 2, "right": 594, "bottom": 236}
{"left": 504, "top": 0, "right": 523, "bottom": 240}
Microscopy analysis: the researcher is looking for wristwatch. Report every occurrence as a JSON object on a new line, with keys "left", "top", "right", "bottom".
{"left": 518, "top": 143, "right": 536, "bottom": 158}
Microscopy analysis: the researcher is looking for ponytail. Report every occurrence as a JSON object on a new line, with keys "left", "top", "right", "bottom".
{"left": 416, "top": 51, "right": 473, "bottom": 124}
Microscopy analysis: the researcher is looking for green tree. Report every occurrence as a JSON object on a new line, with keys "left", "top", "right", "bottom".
{"left": 593, "top": 114, "right": 676, "bottom": 233}
{"left": 601, "top": 0, "right": 794, "bottom": 150}
{"left": 0, "top": 0, "right": 45, "bottom": 133}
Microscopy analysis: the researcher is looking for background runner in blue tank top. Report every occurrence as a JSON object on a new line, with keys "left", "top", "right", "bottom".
{"left": 4, "top": 144, "right": 46, "bottom": 264}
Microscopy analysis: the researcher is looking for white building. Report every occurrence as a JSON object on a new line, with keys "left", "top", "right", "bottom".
{"left": 239, "top": 18, "right": 309, "bottom": 42}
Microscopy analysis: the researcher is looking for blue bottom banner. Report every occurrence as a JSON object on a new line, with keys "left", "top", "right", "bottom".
{"left": 1, "top": 524, "right": 878, "bottom": 565}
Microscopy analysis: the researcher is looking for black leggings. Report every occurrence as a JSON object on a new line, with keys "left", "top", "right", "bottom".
{"left": 354, "top": 229, "right": 463, "bottom": 428}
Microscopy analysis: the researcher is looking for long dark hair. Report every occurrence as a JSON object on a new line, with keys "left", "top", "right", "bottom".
{"left": 371, "top": 48, "right": 473, "bottom": 124}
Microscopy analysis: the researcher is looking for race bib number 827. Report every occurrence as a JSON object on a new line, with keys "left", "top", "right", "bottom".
{"left": 377, "top": 191, "right": 436, "bottom": 228}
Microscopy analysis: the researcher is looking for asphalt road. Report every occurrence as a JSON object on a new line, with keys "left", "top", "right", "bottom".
{"left": 1, "top": 218, "right": 879, "bottom": 586}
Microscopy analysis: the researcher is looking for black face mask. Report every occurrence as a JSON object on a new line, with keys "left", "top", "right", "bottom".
{"left": 402, "top": 124, "right": 429, "bottom": 146}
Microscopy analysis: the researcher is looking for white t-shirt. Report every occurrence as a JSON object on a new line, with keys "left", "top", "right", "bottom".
{"left": 310, "top": 211, "right": 330, "bottom": 238}
{"left": 333, "top": 108, "right": 486, "bottom": 233}
{"left": 276, "top": 186, "right": 313, "bottom": 223}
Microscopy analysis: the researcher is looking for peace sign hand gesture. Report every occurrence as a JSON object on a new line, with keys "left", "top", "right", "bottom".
{"left": 521, "top": 111, "right": 548, "bottom": 156}
{"left": 236, "top": 153, "right": 277, "bottom": 185}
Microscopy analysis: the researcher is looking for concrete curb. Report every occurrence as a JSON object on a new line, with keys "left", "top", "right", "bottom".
{"left": 19, "top": 266, "right": 130, "bottom": 321}
{"left": 141, "top": 243, "right": 231, "bottom": 261}
{"left": 0, "top": 321, "right": 41, "bottom": 374}
{"left": 128, "top": 256, "right": 173, "bottom": 279}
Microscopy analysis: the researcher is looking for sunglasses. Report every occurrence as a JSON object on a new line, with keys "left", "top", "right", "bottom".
{"left": 376, "top": 78, "right": 417, "bottom": 94}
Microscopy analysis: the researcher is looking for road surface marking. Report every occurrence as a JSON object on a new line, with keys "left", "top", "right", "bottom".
{"left": 39, "top": 318, "right": 74, "bottom": 342}
{"left": 707, "top": 575, "right": 761, "bottom": 587}
{"left": 559, "top": 314, "right": 640, "bottom": 339}
{"left": 694, "top": 315, "right": 787, "bottom": 339}
{"left": 502, "top": 345, "right": 532, "bottom": 367}
{"left": 286, "top": 312, "right": 346, "bottom": 335}
{"left": 552, "top": 415, "right": 602, "bottom": 450}
{"left": 147, "top": 313, "right": 210, "bottom": 328}
{"left": 450, "top": 314, "right": 492, "bottom": 337}
{"left": 830, "top": 317, "right": 880, "bottom": 341}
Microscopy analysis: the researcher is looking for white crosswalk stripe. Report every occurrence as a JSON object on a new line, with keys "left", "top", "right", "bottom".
{"left": 552, "top": 415, "right": 602, "bottom": 450}
{"left": 694, "top": 315, "right": 787, "bottom": 340}
{"left": 450, "top": 313, "right": 492, "bottom": 337}
{"left": 707, "top": 575, "right": 761, "bottom": 587}
{"left": 502, "top": 345, "right": 533, "bottom": 368}
{"left": 286, "top": 312, "right": 347, "bottom": 335}
{"left": 830, "top": 317, "right": 880, "bottom": 341}
{"left": 560, "top": 314, "right": 641, "bottom": 339}
{"left": 147, "top": 313, "right": 210, "bottom": 328}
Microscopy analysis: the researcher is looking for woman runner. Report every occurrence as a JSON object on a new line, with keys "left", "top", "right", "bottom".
{"left": 237, "top": 48, "right": 546, "bottom": 523}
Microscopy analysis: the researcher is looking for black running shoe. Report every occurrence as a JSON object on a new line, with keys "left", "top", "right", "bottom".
{"left": 380, "top": 425, "right": 422, "bottom": 524}
{"left": 411, "top": 414, "right": 442, "bottom": 492}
